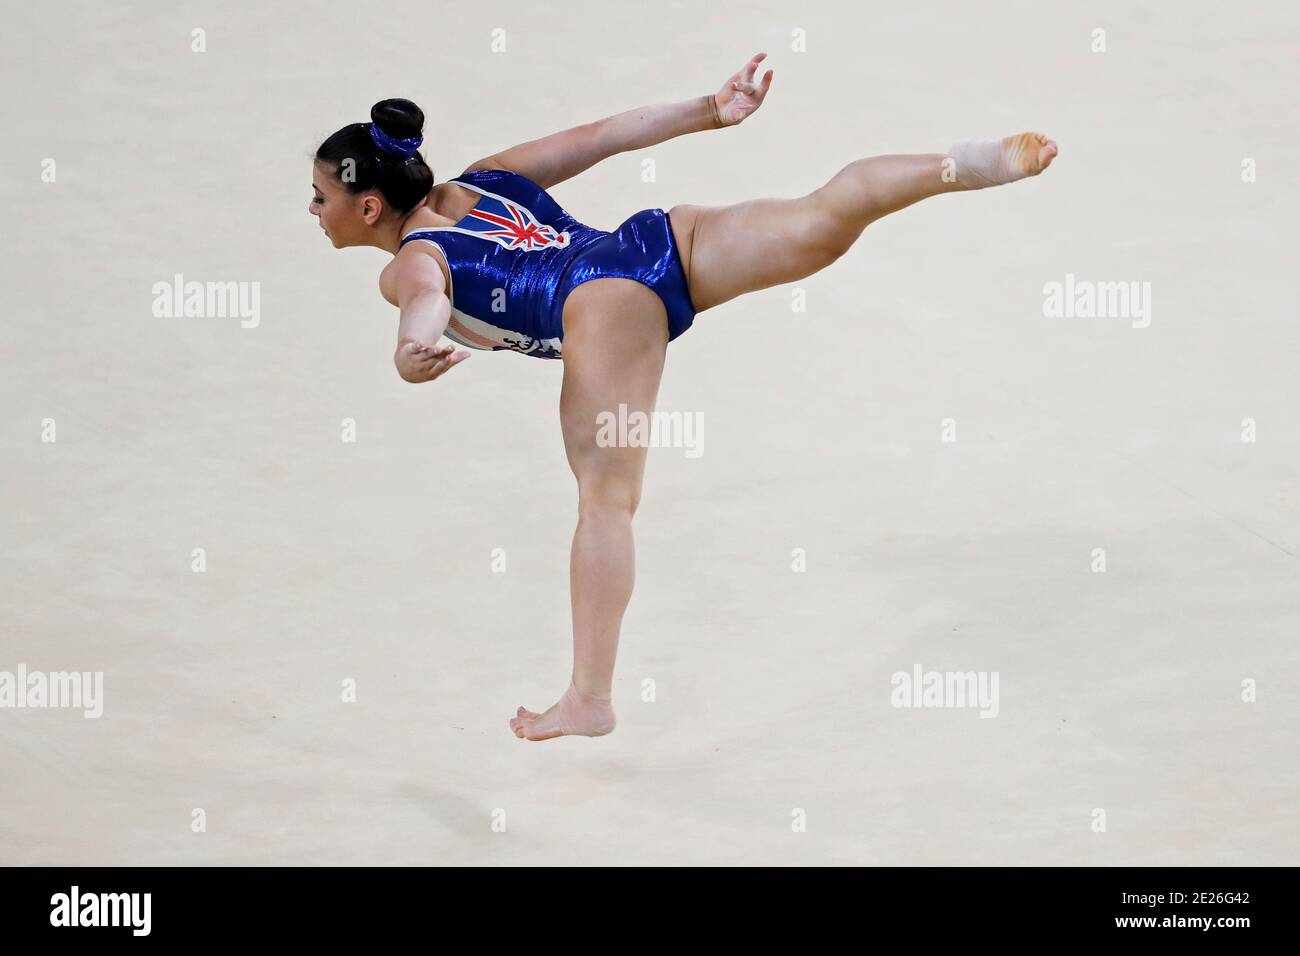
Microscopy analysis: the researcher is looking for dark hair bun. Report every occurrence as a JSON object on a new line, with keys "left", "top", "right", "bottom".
{"left": 316, "top": 99, "right": 434, "bottom": 213}
{"left": 371, "top": 98, "right": 424, "bottom": 140}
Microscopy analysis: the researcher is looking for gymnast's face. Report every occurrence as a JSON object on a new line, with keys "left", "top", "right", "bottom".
{"left": 309, "top": 160, "right": 384, "bottom": 249}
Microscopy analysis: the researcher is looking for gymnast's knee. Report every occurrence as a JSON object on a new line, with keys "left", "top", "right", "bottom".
{"left": 802, "top": 192, "right": 863, "bottom": 263}
{"left": 576, "top": 477, "right": 641, "bottom": 520}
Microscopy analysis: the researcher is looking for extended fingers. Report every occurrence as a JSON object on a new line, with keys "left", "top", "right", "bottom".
{"left": 730, "top": 53, "right": 772, "bottom": 107}
{"left": 409, "top": 341, "right": 454, "bottom": 364}
{"left": 403, "top": 341, "right": 466, "bottom": 382}
{"left": 427, "top": 350, "right": 470, "bottom": 380}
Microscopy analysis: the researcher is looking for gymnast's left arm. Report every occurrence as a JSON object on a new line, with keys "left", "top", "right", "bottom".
{"left": 471, "top": 52, "right": 774, "bottom": 190}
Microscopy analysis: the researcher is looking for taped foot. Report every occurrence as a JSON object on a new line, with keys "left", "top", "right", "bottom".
{"left": 509, "top": 682, "right": 616, "bottom": 741}
{"left": 947, "top": 132, "right": 1058, "bottom": 188}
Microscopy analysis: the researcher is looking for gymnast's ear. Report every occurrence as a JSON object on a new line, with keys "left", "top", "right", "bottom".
{"left": 361, "top": 194, "right": 385, "bottom": 224}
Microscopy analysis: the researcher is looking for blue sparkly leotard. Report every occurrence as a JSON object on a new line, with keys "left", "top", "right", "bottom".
{"left": 398, "top": 169, "right": 696, "bottom": 359}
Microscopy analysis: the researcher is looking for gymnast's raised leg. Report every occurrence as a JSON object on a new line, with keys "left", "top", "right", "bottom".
{"left": 673, "top": 133, "right": 1058, "bottom": 313}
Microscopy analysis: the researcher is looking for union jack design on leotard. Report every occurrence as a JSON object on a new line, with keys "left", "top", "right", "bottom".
{"left": 454, "top": 193, "right": 571, "bottom": 250}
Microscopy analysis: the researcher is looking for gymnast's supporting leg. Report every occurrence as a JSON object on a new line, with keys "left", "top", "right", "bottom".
{"left": 510, "top": 279, "right": 669, "bottom": 741}
{"left": 676, "top": 132, "right": 1058, "bottom": 313}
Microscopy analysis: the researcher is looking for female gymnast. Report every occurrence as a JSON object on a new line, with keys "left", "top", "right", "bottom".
{"left": 309, "top": 53, "right": 1057, "bottom": 742}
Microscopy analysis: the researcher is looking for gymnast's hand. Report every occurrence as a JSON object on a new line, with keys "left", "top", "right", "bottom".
{"left": 713, "top": 52, "right": 774, "bottom": 127}
{"left": 395, "top": 340, "right": 469, "bottom": 383}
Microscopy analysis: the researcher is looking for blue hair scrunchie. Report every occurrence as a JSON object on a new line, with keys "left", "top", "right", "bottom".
{"left": 368, "top": 123, "right": 423, "bottom": 159}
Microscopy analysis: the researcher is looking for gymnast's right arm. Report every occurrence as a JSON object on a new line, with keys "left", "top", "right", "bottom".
{"left": 386, "top": 252, "right": 469, "bottom": 383}
{"left": 468, "top": 54, "right": 773, "bottom": 190}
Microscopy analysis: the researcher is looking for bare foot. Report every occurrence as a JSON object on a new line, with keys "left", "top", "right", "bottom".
{"left": 1002, "top": 131, "right": 1058, "bottom": 178}
{"left": 509, "top": 683, "right": 616, "bottom": 741}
